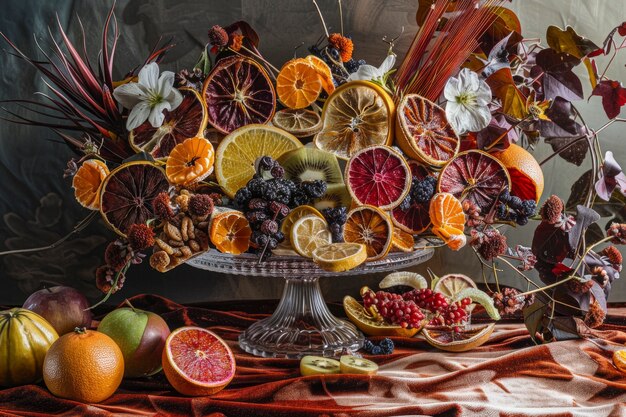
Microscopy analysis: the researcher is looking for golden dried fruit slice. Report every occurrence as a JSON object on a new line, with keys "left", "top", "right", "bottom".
{"left": 272, "top": 108, "right": 322, "bottom": 138}
{"left": 343, "top": 205, "right": 393, "bottom": 261}
{"left": 290, "top": 215, "right": 332, "bottom": 258}
{"left": 312, "top": 243, "right": 367, "bottom": 272}
{"left": 280, "top": 205, "right": 325, "bottom": 248}
{"left": 72, "top": 159, "right": 109, "bottom": 210}
{"left": 315, "top": 81, "right": 394, "bottom": 160}
{"left": 422, "top": 323, "right": 495, "bottom": 352}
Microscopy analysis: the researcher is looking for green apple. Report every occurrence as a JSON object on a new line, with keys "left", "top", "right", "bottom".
{"left": 97, "top": 302, "right": 170, "bottom": 378}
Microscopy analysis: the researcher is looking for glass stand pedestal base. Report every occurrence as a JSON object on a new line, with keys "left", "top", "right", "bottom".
{"left": 238, "top": 276, "right": 362, "bottom": 358}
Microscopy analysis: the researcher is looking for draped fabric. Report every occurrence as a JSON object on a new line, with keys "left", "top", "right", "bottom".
{"left": 1, "top": 295, "right": 626, "bottom": 417}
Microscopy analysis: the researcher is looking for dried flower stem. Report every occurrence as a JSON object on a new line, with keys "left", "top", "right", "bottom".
{"left": 312, "top": 0, "right": 329, "bottom": 38}
{"left": 87, "top": 260, "right": 131, "bottom": 311}
{"left": 337, "top": 0, "right": 344, "bottom": 36}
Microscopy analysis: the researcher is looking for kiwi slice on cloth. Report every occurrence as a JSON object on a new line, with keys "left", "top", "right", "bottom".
{"left": 339, "top": 355, "right": 379, "bottom": 375}
{"left": 300, "top": 356, "right": 341, "bottom": 376}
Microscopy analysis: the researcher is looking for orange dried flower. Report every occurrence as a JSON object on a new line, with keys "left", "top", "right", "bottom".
{"left": 230, "top": 34, "right": 244, "bottom": 52}
{"left": 127, "top": 223, "right": 155, "bottom": 251}
{"left": 95, "top": 265, "right": 125, "bottom": 294}
{"left": 601, "top": 245, "right": 623, "bottom": 268}
{"left": 328, "top": 33, "right": 353, "bottom": 62}
{"left": 104, "top": 242, "right": 127, "bottom": 271}
{"left": 584, "top": 300, "right": 606, "bottom": 329}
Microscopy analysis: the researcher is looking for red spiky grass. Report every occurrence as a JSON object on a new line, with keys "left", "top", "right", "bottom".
{"left": 0, "top": 3, "right": 174, "bottom": 162}
{"left": 395, "top": 0, "right": 505, "bottom": 102}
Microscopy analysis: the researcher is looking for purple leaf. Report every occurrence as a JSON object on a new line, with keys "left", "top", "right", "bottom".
{"left": 482, "top": 32, "right": 513, "bottom": 78}
{"left": 532, "top": 221, "right": 571, "bottom": 264}
{"left": 595, "top": 151, "right": 626, "bottom": 201}
{"left": 568, "top": 205, "right": 600, "bottom": 251}
{"left": 545, "top": 137, "right": 588, "bottom": 166}
{"left": 477, "top": 114, "right": 518, "bottom": 151}
{"left": 543, "top": 71, "right": 584, "bottom": 101}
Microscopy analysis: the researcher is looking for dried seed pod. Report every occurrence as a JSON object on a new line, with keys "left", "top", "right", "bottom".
{"left": 180, "top": 246, "right": 193, "bottom": 258}
{"left": 165, "top": 222, "right": 183, "bottom": 241}
{"left": 155, "top": 238, "right": 176, "bottom": 255}
{"left": 189, "top": 239, "right": 201, "bottom": 252}
{"left": 169, "top": 239, "right": 184, "bottom": 247}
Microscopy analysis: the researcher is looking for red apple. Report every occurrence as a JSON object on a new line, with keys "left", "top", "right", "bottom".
{"left": 23, "top": 286, "right": 93, "bottom": 335}
{"left": 97, "top": 302, "right": 170, "bottom": 378}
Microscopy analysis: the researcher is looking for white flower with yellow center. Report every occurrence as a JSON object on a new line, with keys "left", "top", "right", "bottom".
{"left": 444, "top": 68, "right": 492, "bottom": 135}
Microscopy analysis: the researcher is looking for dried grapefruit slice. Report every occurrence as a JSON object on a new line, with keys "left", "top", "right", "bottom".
{"left": 429, "top": 193, "right": 466, "bottom": 250}
{"left": 422, "top": 323, "right": 495, "bottom": 352}
{"left": 129, "top": 88, "right": 207, "bottom": 159}
{"left": 272, "top": 108, "right": 322, "bottom": 138}
{"left": 391, "top": 160, "right": 433, "bottom": 234}
{"left": 166, "top": 137, "right": 215, "bottom": 186}
{"left": 276, "top": 58, "right": 322, "bottom": 109}
{"left": 315, "top": 81, "right": 394, "bottom": 160}
{"left": 202, "top": 56, "right": 276, "bottom": 134}
{"left": 72, "top": 159, "right": 109, "bottom": 210}
{"left": 209, "top": 211, "right": 252, "bottom": 255}
{"left": 99, "top": 161, "right": 169, "bottom": 237}
{"left": 396, "top": 94, "right": 459, "bottom": 168}
{"left": 343, "top": 205, "right": 393, "bottom": 261}
{"left": 162, "top": 326, "right": 235, "bottom": 396}
{"left": 215, "top": 125, "right": 302, "bottom": 198}
{"left": 345, "top": 145, "right": 411, "bottom": 210}
{"left": 493, "top": 144, "right": 544, "bottom": 202}
{"left": 437, "top": 150, "right": 511, "bottom": 212}
{"left": 343, "top": 295, "right": 419, "bottom": 337}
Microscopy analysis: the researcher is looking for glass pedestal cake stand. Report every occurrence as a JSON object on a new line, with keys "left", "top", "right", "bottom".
{"left": 187, "top": 246, "right": 434, "bottom": 359}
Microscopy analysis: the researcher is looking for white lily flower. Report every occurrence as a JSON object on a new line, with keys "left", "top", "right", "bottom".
{"left": 113, "top": 62, "right": 183, "bottom": 131}
{"left": 348, "top": 53, "right": 396, "bottom": 82}
{"left": 444, "top": 68, "right": 492, "bottom": 135}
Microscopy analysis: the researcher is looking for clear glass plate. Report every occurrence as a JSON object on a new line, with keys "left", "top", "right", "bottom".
{"left": 188, "top": 245, "right": 434, "bottom": 359}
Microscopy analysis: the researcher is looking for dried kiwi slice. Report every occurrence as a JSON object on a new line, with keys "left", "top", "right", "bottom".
{"left": 300, "top": 355, "right": 341, "bottom": 376}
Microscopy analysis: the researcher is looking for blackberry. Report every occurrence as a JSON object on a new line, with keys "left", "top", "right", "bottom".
{"left": 328, "top": 47, "right": 340, "bottom": 61}
{"left": 267, "top": 237, "right": 279, "bottom": 250}
{"left": 322, "top": 207, "right": 347, "bottom": 224}
{"left": 496, "top": 203, "right": 508, "bottom": 219}
{"left": 233, "top": 187, "right": 252, "bottom": 207}
{"left": 399, "top": 196, "right": 412, "bottom": 211}
{"left": 509, "top": 195, "right": 523, "bottom": 210}
{"left": 411, "top": 176, "right": 436, "bottom": 203}
{"left": 248, "top": 198, "right": 268, "bottom": 211}
{"left": 251, "top": 231, "right": 269, "bottom": 247}
{"left": 499, "top": 190, "right": 511, "bottom": 204}
{"left": 257, "top": 156, "right": 276, "bottom": 172}
{"left": 520, "top": 199, "right": 537, "bottom": 217}
{"left": 300, "top": 180, "right": 327, "bottom": 199}
{"left": 363, "top": 339, "right": 375, "bottom": 353}
{"left": 515, "top": 215, "right": 529, "bottom": 226}
{"left": 271, "top": 165, "right": 285, "bottom": 179}
{"left": 371, "top": 346, "right": 383, "bottom": 355}
{"left": 260, "top": 219, "right": 279, "bottom": 235}
{"left": 265, "top": 179, "right": 292, "bottom": 204}
{"left": 291, "top": 190, "right": 310, "bottom": 207}
{"left": 275, "top": 231, "right": 285, "bottom": 243}
{"left": 247, "top": 177, "right": 267, "bottom": 198}
{"left": 358, "top": 59, "right": 366, "bottom": 66}
{"left": 246, "top": 210, "right": 269, "bottom": 224}
{"left": 344, "top": 59, "right": 359, "bottom": 73}
{"left": 379, "top": 338, "right": 394, "bottom": 355}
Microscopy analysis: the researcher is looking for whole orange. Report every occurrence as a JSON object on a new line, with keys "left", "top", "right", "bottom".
{"left": 43, "top": 329, "right": 124, "bottom": 403}
{"left": 493, "top": 144, "right": 544, "bottom": 202}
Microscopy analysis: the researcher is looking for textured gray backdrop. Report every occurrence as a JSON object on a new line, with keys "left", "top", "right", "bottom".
{"left": 1, "top": 0, "right": 625, "bottom": 305}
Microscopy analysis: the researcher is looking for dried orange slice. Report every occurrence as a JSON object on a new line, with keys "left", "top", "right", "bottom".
{"left": 99, "top": 161, "right": 170, "bottom": 237}
{"left": 72, "top": 159, "right": 109, "bottom": 210}
{"left": 422, "top": 323, "right": 495, "bottom": 352}
{"left": 203, "top": 56, "right": 276, "bottom": 134}
{"left": 166, "top": 137, "right": 215, "bottom": 186}
{"left": 613, "top": 350, "right": 626, "bottom": 373}
{"left": 395, "top": 94, "right": 460, "bottom": 168}
{"left": 315, "top": 81, "right": 395, "bottom": 160}
{"left": 306, "top": 55, "right": 335, "bottom": 95}
{"left": 209, "top": 211, "right": 252, "bottom": 255}
{"left": 429, "top": 193, "right": 466, "bottom": 250}
{"left": 391, "top": 227, "right": 414, "bottom": 252}
{"left": 280, "top": 205, "right": 324, "bottom": 249}
{"left": 215, "top": 125, "right": 302, "bottom": 198}
{"left": 343, "top": 205, "right": 393, "bottom": 261}
{"left": 492, "top": 144, "right": 544, "bottom": 202}
{"left": 129, "top": 88, "right": 208, "bottom": 159}
{"left": 343, "top": 296, "right": 419, "bottom": 337}
{"left": 437, "top": 150, "right": 511, "bottom": 212}
{"left": 272, "top": 109, "right": 322, "bottom": 138}
{"left": 276, "top": 58, "right": 322, "bottom": 109}
{"left": 345, "top": 145, "right": 411, "bottom": 210}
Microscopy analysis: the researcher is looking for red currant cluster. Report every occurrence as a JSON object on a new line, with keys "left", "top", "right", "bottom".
{"left": 362, "top": 289, "right": 425, "bottom": 329}
{"left": 361, "top": 287, "right": 473, "bottom": 332}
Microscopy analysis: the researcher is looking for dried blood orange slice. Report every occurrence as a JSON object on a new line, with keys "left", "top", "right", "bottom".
{"left": 391, "top": 160, "right": 433, "bottom": 234}
{"left": 276, "top": 58, "right": 322, "bottom": 109}
{"left": 72, "top": 159, "right": 109, "bottom": 210}
{"left": 437, "top": 150, "right": 511, "bottom": 212}
{"left": 166, "top": 137, "right": 215, "bottom": 186}
{"left": 345, "top": 145, "right": 410, "bottom": 210}
{"left": 202, "top": 56, "right": 276, "bottom": 134}
{"left": 99, "top": 161, "right": 169, "bottom": 237}
{"left": 129, "top": 88, "right": 207, "bottom": 159}
{"left": 215, "top": 125, "right": 302, "bottom": 198}
{"left": 422, "top": 323, "right": 495, "bottom": 352}
{"left": 343, "top": 205, "right": 393, "bottom": 261}
{"left": 396, "top": 94, "right": 459, "bottom": 168}
{"left": 162, "top": 326, "right": 235, "bottom": 396}
{"left": 315, "top": 81, "right": 394, "bottom": 160}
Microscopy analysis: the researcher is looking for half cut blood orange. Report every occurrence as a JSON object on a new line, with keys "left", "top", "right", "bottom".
{"left": 162, "top": 327, "right": 235, "bottom": 396}
{"left": 203, "top": 56, "right": 276, "bottom": 134}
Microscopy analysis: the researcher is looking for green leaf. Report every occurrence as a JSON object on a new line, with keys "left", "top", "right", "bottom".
{"left": 546, "top": 26, "right": 600, "bottom": 60}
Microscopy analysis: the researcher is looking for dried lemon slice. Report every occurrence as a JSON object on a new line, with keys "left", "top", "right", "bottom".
{"left": 312, "top": 243, "right": 367, "bottom": 272}
{"left": 290, "top": 215, "right": 332, "bottom": 258}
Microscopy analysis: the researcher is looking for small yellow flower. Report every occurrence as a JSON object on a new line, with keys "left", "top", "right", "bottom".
{"left": 526, "top": 94, "right": 551, "bottom": 121}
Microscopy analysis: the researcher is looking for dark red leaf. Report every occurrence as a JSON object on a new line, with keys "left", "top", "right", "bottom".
{"left": 545, "top": 137, "right": 588, "bottom": 166}
{"left": 532, "top": 221, "right": 571, "bottom": 264}
{"left": 552, "top": 262, "right": 574, "bottom": 276}
{"left": 591, "top": 80, "right": 626, "bottom": 119}
{"left": 619, "top": 22, "right": 626, "bottom": 37}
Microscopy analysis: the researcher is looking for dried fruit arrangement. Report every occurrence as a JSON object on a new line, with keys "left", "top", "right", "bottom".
{"left": 2, "top": 1, "right": 626, "bottom": 341}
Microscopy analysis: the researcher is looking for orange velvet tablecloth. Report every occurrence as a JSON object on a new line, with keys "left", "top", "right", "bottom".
{"left": 1, "top": 295, "right": 626, "bottom": 417}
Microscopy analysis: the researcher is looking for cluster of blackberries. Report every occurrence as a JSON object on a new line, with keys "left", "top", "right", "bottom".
{"left": 399, "top": 176, "right": 438, "bottom": 211}
{"left": 496, "top": 190, "right": 537, "bottom": 226}
{"left": 233, "top": 156, "right": 330, "bottom": 259}
{"left": 322, "top": 207, "right": 348, "bottom": 243}
{"left": 363, "top": 338, "right": 395, "bottom": 355}
{"left": 308, "top": 45, "right": 365, "bottom": 82}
